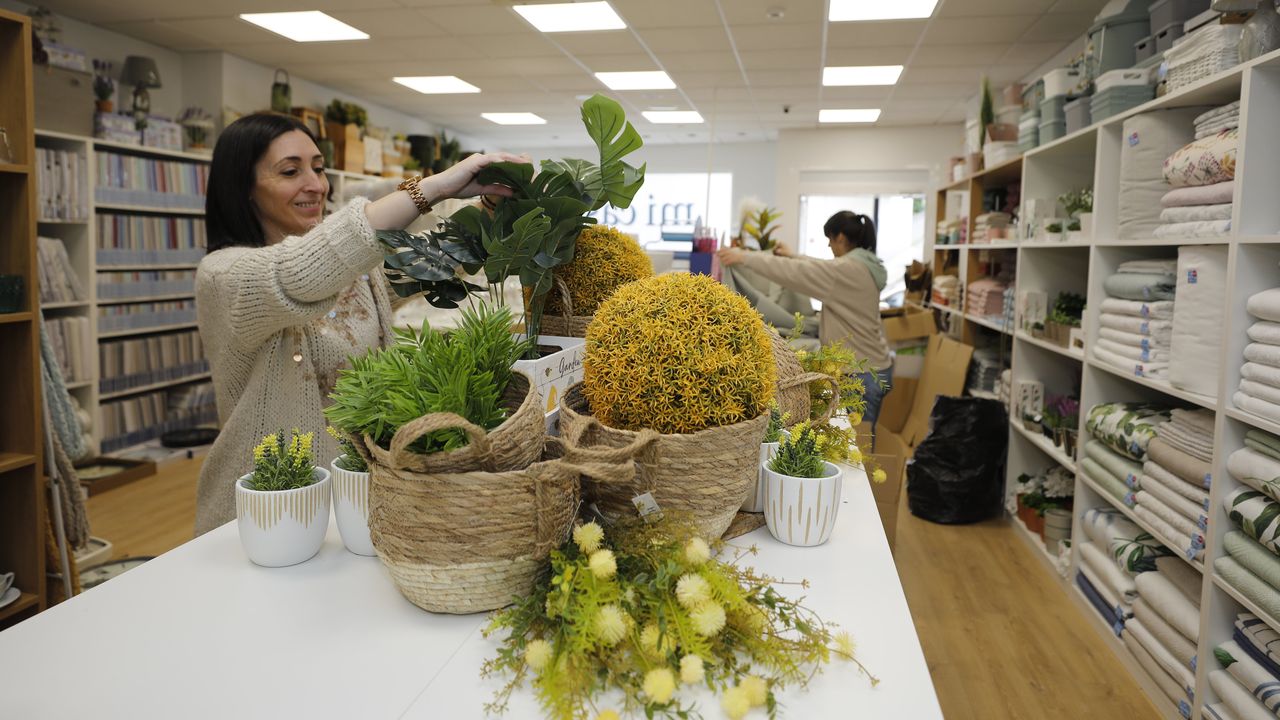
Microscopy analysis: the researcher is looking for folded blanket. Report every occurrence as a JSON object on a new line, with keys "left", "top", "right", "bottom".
{"left": 1095, "top": 345, "right": 1169, "bottom": 379}
{"left": 1081, "top": 541, "right": 1139, "bottom": 604}
{"left": 1144, "top": 461, "right": 1210, "bottom": 507}
{"left": 1131, "top": 632, "right": 1193, "bottom": 715}
{"left": 1226, "top": 532, "right": 1280, "bottom": 599}
{"left": 1118, "top": 259, "right": 1178, "bottom": 275}
{"left": 1217, "top": 640, "right": 1280, "bottom": 715}
{"left": 1104, "top": 272, "right": 1177, "bottom": 301}
{"left": 1248, "top": 431, "right": 1280, "bottom": 463}
{"left": 1161, "top": 181, "right": 1235, "bottom": 208}
{"left": 1249, "top": 289, "right": 1280, "bottom": 323}
{"left": 1226, "top": 488, "right": 1280, "bottom": 555}
{"left": 1149, "top": 437, "right": 1214, "bottom": 487}
{"left": 1154, "top": 424, "right": 1215, "bottom": 464}
{"left": 1241, "top": 380, "right": 1280, "bottom": 408}
{"left": 1087, "top": 402, "right": 1171, "bottom": 461}
{"left": 1237, "top": 391, "right": 1280, "bottom": 426}
{"left": 1248, "top": 322, "right": 1280, "bottom": 347}
{"left": 1237, "top": 614, "right": 1280, "bottom": 678}
{"left": 1195, "top": 102, "right": 1241, "bottom": 126}
{"left": 1140, "top": 472, "right": 1209, "bottom": 529}
{"left": 1230, "top": 448, "right": 1280, "bottom": 503}
{"left": 1097, "top": 337, "right": 1171, "bottom": 363}
{"left": 1153, "top": 219, "right": 1232, "bottom": 238}
{"left": 1218, "top": 557, "right": 1280, "bottom": 635}
{"left": 1244, "top": 363, "right": 1280, "bottom": 391}
{"left": 1156, "top": 556, "right": 1203, "bottom": 605}
{"left": 1205, "top": 702, "right": 1240, "bottom": 720}
{"left": 1158, "top": 203, "right": 1233, "bottom": 224}
{"left": 1099, "top": 327, "right": 1171, "bottom": 350}
{"left": 1083, "top": 459, "right": 1137, "bottom": 508}
{"left": 1246, "top": 343, "right": 1280, "bottom": 370}
{"left": 1135, "top": 504, "right": 1197, "bottom": 559}
{"left": 1130, "top": 617, "right": 1196, "bottom": 698}
{"left": 1099, "top": 298, "right": 1176, "bottom": 320}
{"left": 1136, "top": 597, "right": 1198, "bottom": 672}
{"left": 1164, "top": 128, "right": 1238, "bottom": 188}
{"left": 1078, "top": 571, "right": 1124, "bottom": 634}
{"left": 1137, "top": 490, "right": 1204, "bottom": 545}
{"left": 1197, "top": 121, "right": 1239, "bottom": 139}
{"left": 1171, "top": 407, "right": 1217, "bottom": 437}
{"left": 1082, "top": 507, "right": 1171, "bottom": 572}
{"left": 1080, "top": 557, "right": 1132, "bottom": 619}
{"left": 1099, "top": 313, "right": 1174, "bottom": 336}
{"left": 1210, "top": 668, "right": 1273, "bottom": 720}
{"left": 1171, "top": 244, "right": 1229, "bottom": 397}
{"left": 1086, "top": 441, "right": 1144, "bottom": 489}
{"left": 1136, "top": 569, "right": 1201, "bottom": 641}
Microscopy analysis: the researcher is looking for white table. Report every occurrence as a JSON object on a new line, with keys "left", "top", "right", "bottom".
{"left": 0, "top": 465, "right": 941, "bottom": 719}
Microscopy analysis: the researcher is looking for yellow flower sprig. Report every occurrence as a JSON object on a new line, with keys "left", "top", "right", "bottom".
{"left": 246, "top": 428, "right": 319, "bottom": 491}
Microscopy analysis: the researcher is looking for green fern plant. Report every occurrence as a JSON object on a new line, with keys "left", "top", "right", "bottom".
{"left": 768, "top": 423, "right": 828, "bottom": 478}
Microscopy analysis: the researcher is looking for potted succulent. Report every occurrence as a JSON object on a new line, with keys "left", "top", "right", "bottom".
{"left": 763, "top": 422, "right": 843, "bottom": 547}
{"left": 235, "top": 429, "right": 331, "bottom": 567}
{"left": 327, "top": 426, "right": 373, "bottom": 556}
{"left": 92, "top": 59, "right": 114, "bottom": 113}
{"left": 1060, "top": 188, "right": 1093, "bottom": 241}
{"left": 1045, "top": 292, "right": 1084, "bottom": 347}
{"left": 178, "top": 106, "right": 214, "bottom": 152}
{"left": 743, "top": 404, "right": 788, "bottom": 513}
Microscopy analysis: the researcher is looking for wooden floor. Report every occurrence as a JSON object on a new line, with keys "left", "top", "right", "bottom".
{"left": 84, "top": 461, "right": 1161, "bottom": 719}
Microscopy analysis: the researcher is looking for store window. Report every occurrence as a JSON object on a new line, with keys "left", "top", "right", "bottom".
{"left": 798, "top": 193, "right": 926, "bottom": 303}
{"left": 591, "top": 172, "right": 733, "bottom": 248}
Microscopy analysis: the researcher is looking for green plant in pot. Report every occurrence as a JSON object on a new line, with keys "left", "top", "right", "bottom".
{"left": 741, "top": 205, "right": 783, "bottom": 251}
{"left": 763, "top": 422, "right": 844, "bottom": 546}
{"left": 234, "top": 429, "right": 332, "bottom": 567}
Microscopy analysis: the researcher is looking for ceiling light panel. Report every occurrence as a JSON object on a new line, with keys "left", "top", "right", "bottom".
{"left": 393, "top": 76, "right": 481, "bottom": 94}
{"left": 482, "top": 112, "right": 547, "bottom": 125}
{"left": 514, "top": 1, "right": 626, "bottom": 33}
{"left": 819, "top": 108, "right": 881, "bottom": 123}
{"left": 822, "top": 65, "right": 903, "bottom": 86}
{"left": 643, "top": 111, "right": 704, "bottom": 124}
{"left": 828, "top": 0, "right": 938, "bottom": 22}
{"left": 239, "top": 12, "right": 369, "bottom": 42}
{"left": 595, "top": 71, "right": 676, "bottom": 90}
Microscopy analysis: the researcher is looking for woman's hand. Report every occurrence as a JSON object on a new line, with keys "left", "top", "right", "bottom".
{"left": 718, "top": 247, "right": 747, "bottom": 267}
{"left": 772, "top": 242, "right": 793, "bottom": 257}
{"left": 422, "top": 151, "right": 532, "bottom": 203}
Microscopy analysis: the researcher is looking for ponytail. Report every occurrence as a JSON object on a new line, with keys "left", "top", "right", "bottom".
{"left": 822, "top": 210, "right": 877, "bottom": 253}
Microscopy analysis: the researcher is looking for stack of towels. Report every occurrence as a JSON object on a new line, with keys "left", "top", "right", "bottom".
{"left": 966, "top": 277, "right": 1009, "bottom": 319}
{"left": 1169, "top": 246, "right": 1229, "bottom": 398}
{"left": 1097, "top": 260, "right": 1177, "bottom": 379}
{"left": 1003, "top": 286, "right": 1016, "bottom": 331}
{"left": 1208, "top": 613, "right": 1280, "bottom": 720}
{"left": 931, "top": 275, "right": 960, "bottom": 307}
{"left": 1138, "top": 409, "right": 1215, "bottom": 561}
{"left": 998, "top": 368, "right": 1012, "bottom": 406}
{"left": 1234, "top": 288, "right": 1280, "bottom": 424}
{"left": 1077, "top": 507, "right": 1169, "bottom": 632}
{"left": 1156, "top": 103, "right": 1238, "bottom": 239}
{"left": 1082, "top": 402, "right": 1170, "bottom": 509}
{"left": 1218, "top": 428, "right": 1280, "bottom": 624}
{"left": 967, "top": 347, "right": 1003, "bottom": 397}
{"left": 971, "top": 212, "right": 1011, "bottom": 244}
{"left": 1124, "top": 556, "right": 1203, "bottom": 718}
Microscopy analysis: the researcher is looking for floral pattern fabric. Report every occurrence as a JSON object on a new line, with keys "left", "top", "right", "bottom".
{"left": 1163, "top": 129, "right": 1238, "bottom": 189}
{"left": 1086, "top": 402, "right": 1172, "bottom": 461}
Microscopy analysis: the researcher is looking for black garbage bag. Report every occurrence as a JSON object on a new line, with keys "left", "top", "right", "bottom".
{"left": 907, "top": 396, "right": 1008, "bottom": 524}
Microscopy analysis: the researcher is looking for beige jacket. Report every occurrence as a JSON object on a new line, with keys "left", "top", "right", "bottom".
{"left": 739, "top": 251, "right": 892, "bottom": 370}
{"left": 193, "top": 198, "right": 396, "bottom": 535}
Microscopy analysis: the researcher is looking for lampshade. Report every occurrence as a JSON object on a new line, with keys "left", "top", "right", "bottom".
{"left": 120, "top": 56, "right": 162, "bottom": 88}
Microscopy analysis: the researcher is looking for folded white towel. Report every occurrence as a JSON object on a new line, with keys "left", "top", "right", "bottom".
{"left": 1245, "top": 343, "right": 1280, "bottom": 369}
{"left": 1080, "top": 542, "right": 1139, "bottom": 604}
{"left": 1098, "top": 298, "right": 1176, "bottom": 320}
{"left": 1137, "top": 490, "right": 1204, "bottom": 543}
{"left": 1095, "top": 346, "right": 1169, "bottom": 379}
{"left": 1228, "top": 447, "right": 1280, "bottom": 503}
{"left": 1099, "top": 313, "right": 1174, "bottom": 336}
{"left": 1158, "top": 203, "right": 1233, "bottom": 224}
{"left": 1242, "top": 362, "right": 1280, "bottom": 390}
{"left": 1144, "top": 461, "right": 1210, "bottom": 509}
{"left": 1236, "top": 390, "right": 1280, "bottom": 425}
{"left": 1248, "top": 288, "right": 1280, "bottom": 323}
{"left": 1128, "top": 619, "right": 1197, "bottom": 700}
{"left": 1135, "top": 570, "right": 1201, "bottom": 641}
{"left": 1140, "top": 473, "right": 1209, "bottom": 528}
{"left": 1098, "top": 338, "right": 1171, "bottom": 363}
{"left": 1240, "top": 380, "right": 1280, "bottom": 407}
{"left": 1248, "top": 321, "right": 1280, "bottom": 347}
{"left": 1099, "top": 327, "right": 1172, "bottom": 349}
{"left": 1170, "top": 408, "right": 1215, "bottom": 435}
{"left": 1153, "top": 219, "right": 1232, "bottom": 238}
{"left": 1157, "top": 421, "right": 1216, "bottom": 459}
{"left": 1118, "top": 259, "right": 1178, "bottom": 274}
{"left": 1195, "top": 101, "right": 1241, "bottom": 126}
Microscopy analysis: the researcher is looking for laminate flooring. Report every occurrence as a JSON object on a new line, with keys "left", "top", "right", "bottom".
{"left": 84, "top": 459, "right": 1160, "bottom": 719}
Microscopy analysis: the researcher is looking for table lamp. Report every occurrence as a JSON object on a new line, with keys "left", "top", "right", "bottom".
{"left": 120, "top": 55, "right": 161, "bottom": 130}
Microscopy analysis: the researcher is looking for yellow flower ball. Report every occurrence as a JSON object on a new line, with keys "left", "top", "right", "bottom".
{"left": 675, "top": 573, "right": 711, "bottom": 609}
{"left": 546, "top": 224, "right": 654, "bottom": 317}
{"left": 588, "top": 549, "right": 617, "bottom": 579}
{"left": 740, "top": 676, "right": 768, "bottom": 707}
{"left": 848, "top": 447, "right": 863, "bottom": 466}
{"left": 595, "top": 604, "right": 628, "bottom": 646}
{"left": 596, "top": 711, "right": 621, "bottom": 720}
{"left": 873, "top": 467, "right": 887, "bottom": 484}
{"left": 684, "top": 537, "right": 711, "bottom": 566}
{"left": 721, "top": 685, "right": 751, "bottom": 719}
{"left": 573, "top": 522, "right": 605, "bottom": 554}
{"left": 524, "top": 639, "right": 552, "bottom": 671}
{"left": 640, "top": 623, "right": 675, "bottom": 657}
{"left": 691, "top": 601, "right": 727, "bottom": 637}
{"left": 835, "top": 630, "right": 856, "bottom": 659}
{"left": 642, "top": 667, "right": 677, "bottom": 705}
{"left": 679, "top": 654, "right": 705, "bottom": 685}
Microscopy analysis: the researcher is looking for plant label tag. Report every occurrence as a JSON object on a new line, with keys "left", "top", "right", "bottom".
{"left": 631, "top": 492, "right": 663, "bottom": 522}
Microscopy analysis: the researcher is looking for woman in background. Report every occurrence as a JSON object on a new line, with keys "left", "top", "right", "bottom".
{"left": 719, "top": 210, "right": 893, "bottom": 441}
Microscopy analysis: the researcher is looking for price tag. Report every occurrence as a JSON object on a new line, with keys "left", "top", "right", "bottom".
{"left": 1204, "top": 473, "right": 1212, "bottom": 488}
{"left": 1191, "top": 654, "right": 1198, "bottom": 671}
{"left": 631, "top": 492, "right": 663, "bottom": 522}
{"left": 1187, "top": 269, "right": 1198, "bottom": 285}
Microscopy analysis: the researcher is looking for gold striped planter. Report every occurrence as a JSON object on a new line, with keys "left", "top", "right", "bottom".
{"left": 762, "top": 462, "right": 843, "bottom": 547}
{"left": 331, "top": 456, "right": 374, "bottom": 556}
{"left": 235, "top": 468, "right": 331, "bottom": 567}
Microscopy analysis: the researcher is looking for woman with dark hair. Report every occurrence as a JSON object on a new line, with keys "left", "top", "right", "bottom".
{"left": 718, "top": 210, "right": 893, "bottom": 439}
{"left": 193, "top": 112, "right": 526, "bottom": 534}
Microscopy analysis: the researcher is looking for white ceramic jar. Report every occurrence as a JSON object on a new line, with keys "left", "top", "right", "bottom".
{"left": 742, "top": 431, "right": 788, "bottom": 513}
{"left": 235, "top": 467, "right": 331, "bottom": 567}
{"left": 331, "top": 456, "right": 375, "bottom": 556}
{"left": 762, "top": 461, "right": 843, "bottom": 547}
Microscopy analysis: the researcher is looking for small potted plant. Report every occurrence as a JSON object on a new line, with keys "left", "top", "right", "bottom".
{"left": 92, "top": 59, "right": 114, "bottom": 113}
{"left": 178, "top": 106, "right": 214, "bottom": 152}
{"left": 1045, "top": 292, "right": 1084, "bottom": 347}
{"left": 327, "top": 426, "right": 374, "bottom": 556}
{"left": 1060, "top": 188, "right": 1093, "bottom": 241}
{"left": 743, "top": 404, "right": 788, "bottom": 513}
{"left": 763, "top": 422, "right": 843, "bottom": 547}
{"left": 235, "top": 429, "right": 331, "bottom": 567}
{"left": 1042, "top": 398, "right": 1061, "bottom": 445}
{"left": 1057, "top": 396, "right": 1080, "bottom": 458}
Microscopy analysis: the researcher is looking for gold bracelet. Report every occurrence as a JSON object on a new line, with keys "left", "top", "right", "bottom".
{"left": 398, "top": 176, "right": 432, "bottom": 215}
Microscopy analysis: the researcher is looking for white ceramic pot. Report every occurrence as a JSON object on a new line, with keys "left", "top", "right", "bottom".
{"left": 235, "top": 467, "right": 331, "bottom": 567}
{"left": 331, "top": 456, "right": 375, "bottom": 556}
{"left": 743, "top": 430, "right": 789, "bottom": 513}
{"left": 763, "top": 461, "right": 843, "bottom": 547}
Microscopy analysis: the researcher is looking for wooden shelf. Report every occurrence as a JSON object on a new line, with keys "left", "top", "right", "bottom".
{"left": 65, "top": 380, "right": 92, "bottom": 390}
{"left": 98, "top": 322, "right": 198, "bottom": 340}
{"left": 95, "top": 203, "right": 204, "bottom": 216}
{"left": 37, "top": 218, "right": 88, "bottom": 225}
{"left": 965, "top": 313, "right": 1012, "bottom": 335}
{"left": 99, "top": 372, "right": 211, "bottom": 401}
{"left": 1011, "top": 420, "right": 1076, "bottom": 473}
{"left": 1016, "top": 331, "right": 1085, "bottom": 361}
{"left": 40, "top": 301, "right": 89, "bottom": 310}
{"left": 98, "top": 293, "right": 195, "bottom": 306}
{"left": 934, "top": 245, "right": 963, "bottom": 251}
{"left": 0, "top": 453, "right": 36, "bottom": 474}
{"left": 0, "top": 162, "right": 31, "bottom": 174}
{"left": 1087, "top": 356, "right": 1218, "bottom": 412}
{"left": 0, "top": 592, "right": 39, "bottom": 624}
{"left": 0, "top": 312, "right": 33, "bottom": 324}
{"left": 966, "top": 242, "right": 1021, "bottom": 251}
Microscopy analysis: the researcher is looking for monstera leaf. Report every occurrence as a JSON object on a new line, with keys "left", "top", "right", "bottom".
{"left": 579, "top": 93, "right": 645, "bottom": 210}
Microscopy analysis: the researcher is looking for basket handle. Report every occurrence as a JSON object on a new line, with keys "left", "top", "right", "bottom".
{"left": 779, "top": 371, "right": 842, "bottom": 425}
{"left": 560, "top": 414, "right": 659, "bottom": 478}
{"left": 274, "top": 68, "right": 289, "bottom": 84}
{"left": 553, "top": 274, "right": 574, "bottom": 322}
{"left": 387, "top": 412, "right": 495, "bottom": 472}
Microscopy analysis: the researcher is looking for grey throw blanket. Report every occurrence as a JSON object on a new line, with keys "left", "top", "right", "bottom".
{"left": 721, "top": 264, "right": 819, "bottom": 338}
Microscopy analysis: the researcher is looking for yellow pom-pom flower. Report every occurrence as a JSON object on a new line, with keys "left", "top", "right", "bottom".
{"left": 573, "top": 522, "right": 604, "bottom": 554}
{"left": 835, "top": 630, "right": 856, "bottom": 658}
{"left": 595, "top": 604, "right": 627, "bottom": 646}
{"left": 740, "top": 676, "right": 768, "bottom": 707}
{"left": 691, "top": 601, "right": 727, "bottom": 637}
{"left": 640, "top": 623, "right": 675, "bottom": 657}
{"left": 675, "top": 573, "right": 711, "bottom": 609}
{"left": 720, "top": 685, "right": 751, "bottom": 719}
{"left": 588, "top": 549, "right": 617, "bottom": 579}
{"left": 680, "top": 654, "right": 705, "bottom": 685}
{"left": 596, "top": 711, "right": 621, "bottom": 720}
{"left": 684, "top": 537, "right": 711, "bottom": 565}
{"left": 873, "top": 467, "right": 887, "bottom": 484}
{"left": 642, "top": 667, "right": 677, "bottom": 705}
{"left": 524, "top": 639, "right": 552, "bottom": 671}
{"left": 546, "top": 224, "right": 654, "bottom": 317}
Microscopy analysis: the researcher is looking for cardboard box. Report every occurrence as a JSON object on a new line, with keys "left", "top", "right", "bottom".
{"left": 882, "top": 307, "right": 937, "bottom": 344}
{"left": 868, "top": 452, "right": 906, "bottom": 553}
{"left": 899, "top": 334, "right": 975, "bottom": 447}
{"left": 326, "top": 121, "right": 365, "bottom": 173}
{"left": 877, "top": 376, "right": 917, "bottom": 435}
{"left": 35, "top": 66, "right": 94, "bottom": 136}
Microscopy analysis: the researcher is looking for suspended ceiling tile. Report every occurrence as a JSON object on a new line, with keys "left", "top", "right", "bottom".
{"left": 532, "top": 74, "right": 606, "bottom": 92}
{"left": 825, "top": 45, "right": 914, "bottom": 66}
{"left": 817, "top": 86, "right": 897, "bottom": 102}
{"left": 322, "top": 9, "right": 449, "bottom": 39}
{"left": 634, "top": 27, "right": 731, "bottom": 53}
{"left": 98, "top": 19, "right": 217, "bottom": 50}
{"left": 893, "top": 82, "right": 983, "bottom": 100}
{"left": 938, "top": 0, "right": 1057, "bottom": 16}
{"left": 920, "top": 15, "right": 1039, "bottom": 45}
{"left": 719, "top": 0, "right": 824, "bottom": 26}
{"left": 152, "top": 17, "right": 271, "bottom": 46}
{"left": 574, "top": 53, "right": 661, "bottom": 72}
{"left": 1021, "top": 12, "right": 1101, "bottom": 42}
{"left": 551, "top": 30, "right": 648, "bottom": 56}
{"left": 1000, "top": 41, "right": 1077, "bottom": 65}
{"left": 899, "top": 65, "right": 991, "bottom": 85}
{"left": 911, "top": 43, "right": 1008, "bottom": 66}
{"left": 729, "top": 23, "right": 822, "bottom": 51}
{"left": 738, "top": 48, "right": 822, "bottom": 71}
{"left": 612, "top": 0, "right": 725, "bottom": 28}
{"left": 675, "top": 72, "right": 749, "bottom": 90}
{"left": 656, "top": 52, "right": 743, "bottom": 72}
{"left": 425, "top": 4, "right": 532, "bottom": 35}
{"left": 826, "top": 20, "right": 928, "bottom": 48}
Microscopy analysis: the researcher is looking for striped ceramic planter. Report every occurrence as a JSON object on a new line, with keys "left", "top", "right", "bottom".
{"left": 763, "top": 461, "right": 843, "bottom": 547}
{"left": 235, "top": 467, "right": 331, "bottom": 567}
{"left": 331, "top": 456, "right": 374, "bottom": 556}
{"left": 742, "top": 430, "right": 789, "bottom": 513}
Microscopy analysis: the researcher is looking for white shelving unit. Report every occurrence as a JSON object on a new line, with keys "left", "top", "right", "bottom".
{"left": 941, "top": 45, "right": 1280, "bottom": 720}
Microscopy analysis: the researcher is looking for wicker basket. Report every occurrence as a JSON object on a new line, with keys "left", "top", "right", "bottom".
{"left": 769, "top": 330, "right": 839, "bottom": 427}
{"left": 559, "top": 383, "right": 769, "bottom": 538}
{"left": 367, "top": 430, "right": 635, "bottom": 614}
{"left": 538, "top": 276, "right": 592, "bottom": 339}
{"left": 358, "top": 371, "right": 543, "bottom": 474}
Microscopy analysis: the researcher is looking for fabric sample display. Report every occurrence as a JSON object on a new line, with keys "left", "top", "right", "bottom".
{"left": 1237, "top": 614, "right": 1280, "bottom": 678}
{"left": 1155, "top": 556, "right": 1203, "bottom": 605}
{"left": 1161, "top": 181, "right": 1236, "bottom": 208}
{"left": 1149, "top": 437, "right": 1214, "bottom": 487}
{"left": 1246, "top": 344, "right": 1280, "bottom": 370}
{"left": 1153, "top": 219, "right": 1232, "bottom": 238}
{"left": 1158, "top": 203, "right": 1234, "bottom": 223}
{"left": 1163, "top": 129, "right": 1238, "bottom": 188}
{"left": 1083, "top": 458, "right": 1136, "bottom": 507}
{"left": 1087, "top": 402, "right": 1171, "bottom": 461}
{"left": 1249, "top": 322, "right": 1280, "bottom": 347}
{"left": 1224, "top": 531, "right": 1280, "bottom": 591}
{"left": 1100, "top": 327, "right": 1171, "bottom": 349}
{"left": 1230, "top": 448, "right": 1280, "bottom": 503}
{"left": 1210, "top": 669, "right": 1274, "bottom": 720}
{"left": 1135, "top": 598, "right": 1198, "bottom": 671}
{"left": 1081, "top": 560, "right": 1131, "bottom": 619}
{"left": 1236, "top": 392, "right": 1280, "bottom": 426}
{"left": 1128, "top": 631, "right": 1193, "bottom": 715}
{"left": 1103, "top": 272, "right": 1177, "bottom": 302}
{"left": 1078, "top": 571, "right": 1124, "bottom": 632}
{"left": 1140, "top": 473, "right": 1209, "bottom": 527}
{"left": 1144, "top": 462, "right": 1210, "bottom": 507}
{"left": 1170, "top": 245, "right": 1229, "bottom": 396}
{"left": 1248, "top": 431, "right": 1280, "bottom": 463}
{"left": 1130, "top": 618, "right": 1196, "bottom": 696}
{"left": 1218, "top": 556, "right": 1280, "bottom": 621}
{"left": 1100, "top": 298, "right": 1176, "bottom": 319}
{"left": 1094, "top": 345, "right": 1169, "bottom": 379}
{"left": 1240, "top": 381, "right": 1280, "bottom": 408}
{"left": 1135, "top": 504, "right": 1196, "bottom": 558}
{"left": 1099, "top": 313, "right": 1174, "bottom": 336}
{"left": 1249, "top": 289, "right": 1280, "bottom": 324}
{"left": 1226, "top": 488, "right": 1280, "bottom": 554}
{"left": 1097, "top": 338, "right": 1170, "bottom": 363}
{"left": 1082, "top": 507, "right": 1170, "bottom": 572}
{"left": 1136, "top": 491, "right": 1203, "bottom": 545}
{"left": 1216, "top": 640, "right": 1280, "bottom": 715}
{"left": 1086, "top": 441, "right": 1144, "bottom": 488}
{"left": 1080, "top": 542, "right": 1139, "bottom": 603}
{"left": 1136, "top": 569, "right": 1201, "bottom": 642}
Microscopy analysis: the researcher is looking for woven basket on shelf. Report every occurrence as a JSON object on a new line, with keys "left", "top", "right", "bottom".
{"left": 559, "top": 383, "right": 769, "bottom": 538}
{"left": 537, "top": 276, "right": 592, "bottom": 339}
{"left": 366, "top": 421, "right": 634, "bottom": 614}
{"left": 769, "top": 330, "right": 839, "bottom": 426}
{"left": 358, "top": 371, "right": 543, "bottom": 474}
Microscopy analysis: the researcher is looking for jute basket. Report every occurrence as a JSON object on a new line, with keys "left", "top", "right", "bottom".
{"left": 769, "top": 330, "right": 839, "bottom": 426}
{"left": 366, "top": 420, "right": 635, "bottom": 614}
{"left": 559, "top": 384, "right": 769, "bottom": 539}
{"left": 359, "top": 371, "right": 543, "bottom": 474}
{"left": 539, "top": 276, "right": 592, "bottom": 339}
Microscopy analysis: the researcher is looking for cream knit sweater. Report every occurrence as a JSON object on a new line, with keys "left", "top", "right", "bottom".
{"left": 193, "top": 198, "right": 396, "bottom": 535}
